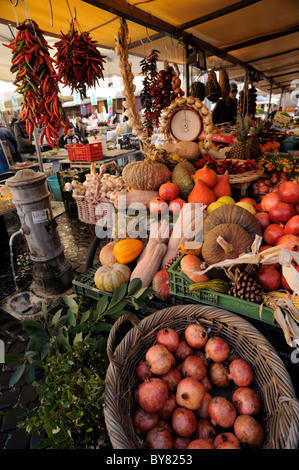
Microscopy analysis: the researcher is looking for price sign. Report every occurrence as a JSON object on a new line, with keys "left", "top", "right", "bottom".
{"left": 73, "top": 92, "right": 81, "bottom": 105}
{"left": 90, "top": 92, "right": 97, "bottom": 105}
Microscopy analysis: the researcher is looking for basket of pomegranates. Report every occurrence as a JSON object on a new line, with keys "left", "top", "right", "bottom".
{"left": 104, "top": 304, "right": 299, "bottom": 450}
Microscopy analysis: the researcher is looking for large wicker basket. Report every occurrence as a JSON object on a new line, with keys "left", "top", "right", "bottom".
{"left": 104, "top": 304, "right": 299, "bottom": 449}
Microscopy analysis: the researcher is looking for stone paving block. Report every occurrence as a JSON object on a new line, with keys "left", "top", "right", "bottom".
{"left": 4, "top": 428, "right": 30, "bottom": 449}
{"left": 0, "top": 388, "right": 19, "bottom": 410}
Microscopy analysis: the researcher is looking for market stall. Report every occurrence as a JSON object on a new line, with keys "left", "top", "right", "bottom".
{"left": 0, "top": 0, "right": 299, "bottom": 452}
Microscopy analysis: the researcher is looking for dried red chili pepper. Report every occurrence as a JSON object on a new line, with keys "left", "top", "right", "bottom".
{"left": 4, "top": 20, "right": 69, "bottom": 148}
{"left": 54, "top": 21, "right": 106, "bottom": 99}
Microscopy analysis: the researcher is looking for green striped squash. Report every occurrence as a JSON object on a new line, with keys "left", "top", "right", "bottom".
{"left": 94, "top": 263, "right": 131, "bottom": 292}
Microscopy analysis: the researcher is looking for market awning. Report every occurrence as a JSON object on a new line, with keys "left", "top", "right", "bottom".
{"left": 0, "top": 0, "right": 298, "bottom": 94}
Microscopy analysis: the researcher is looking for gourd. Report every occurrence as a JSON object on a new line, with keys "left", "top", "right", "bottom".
{"left": 99, "top": 241, "right": 117, "bottom": 265}
{"left": 171, "top": 161, "right": 196, "bottom": 200}
{"left": 178, "top": 241, "right": 202, "bottom": 256}
{"left": 180, "top": 254, "right": 210, "bottom": 283}
{"left": 149, "top": 220, "right": 172, "bottom": 244}
{"left": 188, "top": 179, "right": 216, "bottom": 206}
{"left": 193, "top": 166, "right": 218, "bottom": 188}
{"left": 113, "top": 190, "right": 159, "bottom": 210}
{"left": 94, "top": 263, "right": 131, "bottom": 292}
{"left": 201, "top": 223, "right": 253, "bottom": 265}
{"left": 212, "top": 172, "right": 232, "bottom": 199}
{"left": 121, "top": 160, "right": 171, "bottom": 191}
{"left": 130, "top": 239, "right": 167, "bottom": 287}
{"left": 174, "top": 141, "right": 201, "bottom": 161}
{"left": 204, "top": 204, "right": 262, "bottom": 242}
{"left": 113, "top": 239, "right": 144, "bottom": 264}
{"left": 152, "top": 269, "right": 171, "bottom": 301}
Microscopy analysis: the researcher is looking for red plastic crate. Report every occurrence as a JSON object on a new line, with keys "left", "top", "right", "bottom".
{"left": 67, "top": 142, "right": 103, "bottom": 162}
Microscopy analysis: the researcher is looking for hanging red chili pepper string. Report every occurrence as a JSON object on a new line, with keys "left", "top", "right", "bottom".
{"left": 54, "top": 19, "right": 106, "bottom": 99}
{"left": 4, "top": 19, "right": 69, "bottom": 148}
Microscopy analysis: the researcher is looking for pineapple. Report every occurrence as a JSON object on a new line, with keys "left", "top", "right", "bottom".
{"left": 229, "top": 114, "right": 251, "bottom": 160}
{"left": 247, "top": 118, "right": 270, "bottom": 158}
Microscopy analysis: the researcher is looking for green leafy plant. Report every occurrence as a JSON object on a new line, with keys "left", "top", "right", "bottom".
{"left": 8, "top": 278, "right": 151, "bottom": 448}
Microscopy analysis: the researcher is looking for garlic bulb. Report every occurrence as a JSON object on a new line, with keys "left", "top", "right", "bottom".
{"left": 64, "top": 182, "right": 72, "bottom": 192}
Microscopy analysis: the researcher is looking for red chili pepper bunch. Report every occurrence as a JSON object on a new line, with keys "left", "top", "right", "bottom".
{"left": 194, "top": 154, "right": 218, "bottom": 172}
{"left": 54, "top": 21, "right": 106, "bottom": 99}
{"left": 216, "top": 158, "right": 257, "bottom": 175}
{"left": 140, "top": 50, "right": 160, "bottom": 136}
{"left": 4, "top": 20, "right": 69, "bottom": 148}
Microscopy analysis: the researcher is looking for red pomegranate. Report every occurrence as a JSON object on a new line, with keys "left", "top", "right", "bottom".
{"left": 176, "top": 377, "right": 206, "bottom": 410}
{"left": 208, "top": 396, "right": 237, "bottom": 428}
{"left": 159, "top": 182, "right": 180, "bottom": 201}
{"left": 208, "top": 362, "right": 232, "bottom": 388}
{"left": 184, "top": 323, "right": 209, "bottom": 349}
{"left": 173, "top": 339, "right": 193, "bottom": 361}
{"left": 255, "top": 212, "right": 271, "bottom": 230}
{"left": 204, "top": 336, "right": 230, "bottom": 362}
{"left": 295, "top": 203, "right": 299, "bottom": 215}
{"left": 160, "top": 367, "right": 182, "bottom": 391}
{"left": 158, "top": 393, "right": 177, "bottom": 421}
{"left": 261, "top": 192, "right": 281, "bottom": 212}
{"left": 263, "top": 223, "right": 285, "bottom": 245}
{"left": 156, "top": 328, "right": 180, "bottom": 352}
{"left": 194, "top": 349, "right": 211, "bottom": 367}
{"left": 229, "top": 359, "right": 254, "bottom": 387}
{"left": 157, "top": 419, "right": 173, "bottom": 435}
{"left": 276, "top": 234, "right": 299, "bottom": 252}
{"left": 187, "top": 439, "right": 215, "bottom": 449}
{"left": 200, "top": 376, "right": 213, "bottom": 393}
{"left": 181, "top": 355, "right": 207, "bottom": 381}
{"left": 217, "top": 442, "right": 241, "bottom": 449}
{"left": 232, "top": 387, "right": 262, "bottom": 416}
{"left": 137, "top": 378, "right": 169, "bottom": 413}
{"left": 285, "top": 215, "right": 299, "bottom": 236}
{"left": 278, "top": 180, "right": 299, "bottom": 204}
{"left": 234, "top": 415, "right": 265, "bottom": 447}
{"left": 173, "top": 436, "right": 192, "bottom": 449}
{"left": 149, "top": 197, "right": 168, "bottom": 216}
{"left": 169, "top": 198, "right": 186, "bottom": 216}
{"left": 146, "top": 344, "right": 172, "bottom": 375}
{"left": 255, "top": 265, "right": 281, "bottom": 291}
{"left": 133, "top": 408, "right": 159, "bottom": 435}
{"left": 269, "top": 202, "right": 295, "bottom": 224}
{"left": 213, "top": 432, "right": 241, "bottom": 449}
{"left": 193, "top": 418, "right": 216, "bottom": 444}
{"left": 145, "top": 426, "right": 174, "bottom": 449}
{"left": 198, "top": 393, "right": 212, "bottom": 419}
{"left": 135, "top": 359, "right": 154, "bottom": 381}
{"left": 172, "top": 407, "right": 197, "bottom": 437}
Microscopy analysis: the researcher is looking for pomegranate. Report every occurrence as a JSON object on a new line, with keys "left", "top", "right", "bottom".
{"left": 229, "top": 359, "right": 254, "bottom": 386}
{"left": 269, "top": 202, "right": 295, "bottom": 224}
{"left": 176, "top": 377, "right": 206, "bottom": 410}
{"left": 187, "top": 439, "right": 215, "bottom": 449}
{"left": 149, "top": 197, "right": 168, "bottom": 216}
{"left": 181, "top": 355, "right": 207, "bottom": 381}
{"left": 295, "top": 203, "right": 299, "bottom": 215}
{"left": 184, "top": 323, "right": 209, "bottom": 349}
{"left": 261, "top": 192, "right": 281, "bottom": 212}
{"left": 158, "top": 393, "right": 177, "bottom": 420}
{"left": 169, "top": 198, "right": 186, "bottom": 216}
{"left": 208, "top": 362, "right": 232, "bottom": 388}
{"left": 263, "top": 223, "right": 285, "bottom": 245}
{"left": 234, "top": 415, "right": 265, "bottom": 447}
{"left": 217, "top": 442, "right": 241, "bottom": 449}
{"left": 204, "top": 336, "right": 230, "bottom": 362}
{"left": 173, "top": 339, "right": 193, "bottom": 361}
{"left": 135, "top": 359, "right": 154, "bottom": 381}
{"left": 213, "top": 432, "right": 241, "bottom": 449}
{"left": 157, "top": 420, "right": 173, "bottom": 435}
{"left": 281, "top": 264, "right": 299, "bottom": 292}
{"left": 255, "top": 212, "right": 271, "bottom": 230}
{"left": 255, "top": 265, "right": 281, "bottom": 291}
{"left": 133, "top": 408, "right": 159, "bottom": 435}
{"left": 232, "top": 387, "right": 262, "bottom": 416}
{"left": 173, "top": 436, "right": 192, "bottom": 449}
{"left": 258, "top": 245, "right": 281, "bottom": 270}
{"left": 208, "top": 397, "right": 237, "bottom": 428}
{"left": 156, "top": 328, "right": 180, "bottom": 352}
{"left": 145, "top": 426, "right": 174, "bottom": 449}
{"left": 276, "top": 234, "right": 299, "bottom": 252}
{"left": 285, "top": 215, "right": 299, "bottom": 236}
{"left": 160, "top": 367, "right": 182, "bottom": 391}
{"left": 278, "top": 181, "right": 299, "bottom": 204}
{"left": 146, "top": 344, "right": 172, "bottom": 375}
{"left": 159, "top": 182, "right": 179, "bottom": 201}
{"left": 194, "top": 418, "right": 216, "bottom": 444}
{"left": 198, "top": 392, "right": 212, "bottom": 419}
{"left": 200, "top": 376, "right": 213, "bottom": 393}
{"left": 172, "top": 407, "right": 197, "bottom": 437}
{"left": 137, "top": 378, "right": 169, "bottom": 413}
{"left": 194, "top": 349, "right": 211, "bottom": 367}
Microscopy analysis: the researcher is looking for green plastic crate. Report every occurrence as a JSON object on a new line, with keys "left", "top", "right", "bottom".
{"left": 72, "top": 263, "right": 112, "bottom": 301}
{"left": 168, "top": 255, "right": 277, "bottom": 326}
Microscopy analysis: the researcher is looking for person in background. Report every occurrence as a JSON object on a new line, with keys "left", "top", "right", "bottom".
{"left": 269, "top": 104, "right": 278, "bottom": 119}
{"left": 75, "top": 116, "right": 87, "bottom": 140}
{"left": 13, "top": 119, "right": 35, "bottom": 160}
{"left": 0, "top": 120, "right": 20, "bottom": 163}
{"left": 212, "top": 82, "right": 238, "bottom": 126}
{"left": 58, "top": 123, "right": 83, "bottom": 148}
{"left": 10, "top": 117, "right": 18, "bottom": 136}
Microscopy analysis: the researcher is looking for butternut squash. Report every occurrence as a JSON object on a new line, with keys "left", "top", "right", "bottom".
{"left": 130, "top": 239, "right": 167, "bottom": 287}
{"left": 113, "top": 190, "right": 159, "bottom": 210}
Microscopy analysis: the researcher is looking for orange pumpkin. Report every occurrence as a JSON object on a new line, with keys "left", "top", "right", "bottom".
{"left": 180, "top": 254, "right": 210, "bottom": 283}
{"left": 113, "top": 239, "right": 144, "bottom": 264}
{"left": 193, "top": 166, "right": 218, "bottom": 188}
{"left": 178, "top": 241, "right": 202, "bottom": 256}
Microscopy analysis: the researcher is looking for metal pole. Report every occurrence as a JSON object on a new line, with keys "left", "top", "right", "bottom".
{"left": 185, "top": 42, "right": 190, "bottom": 97}
{"left": 279, "top": 88, "right": 284, "bottom": 109}
{"left": 268, "top": 80, "right": 272, "bottom": 115}
{"left": 33, "top": 127, "right": 44, "bottom": 173}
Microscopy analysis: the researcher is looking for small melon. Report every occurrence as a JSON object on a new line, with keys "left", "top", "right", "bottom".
{"left": 207, "top": 201, "right": 225, "bottom": 215}
{"left": 235, "top": 201, "right": 256, "bottom": 214}
{"left": 217, "top": 196, "right": 235, "bottom": 205}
